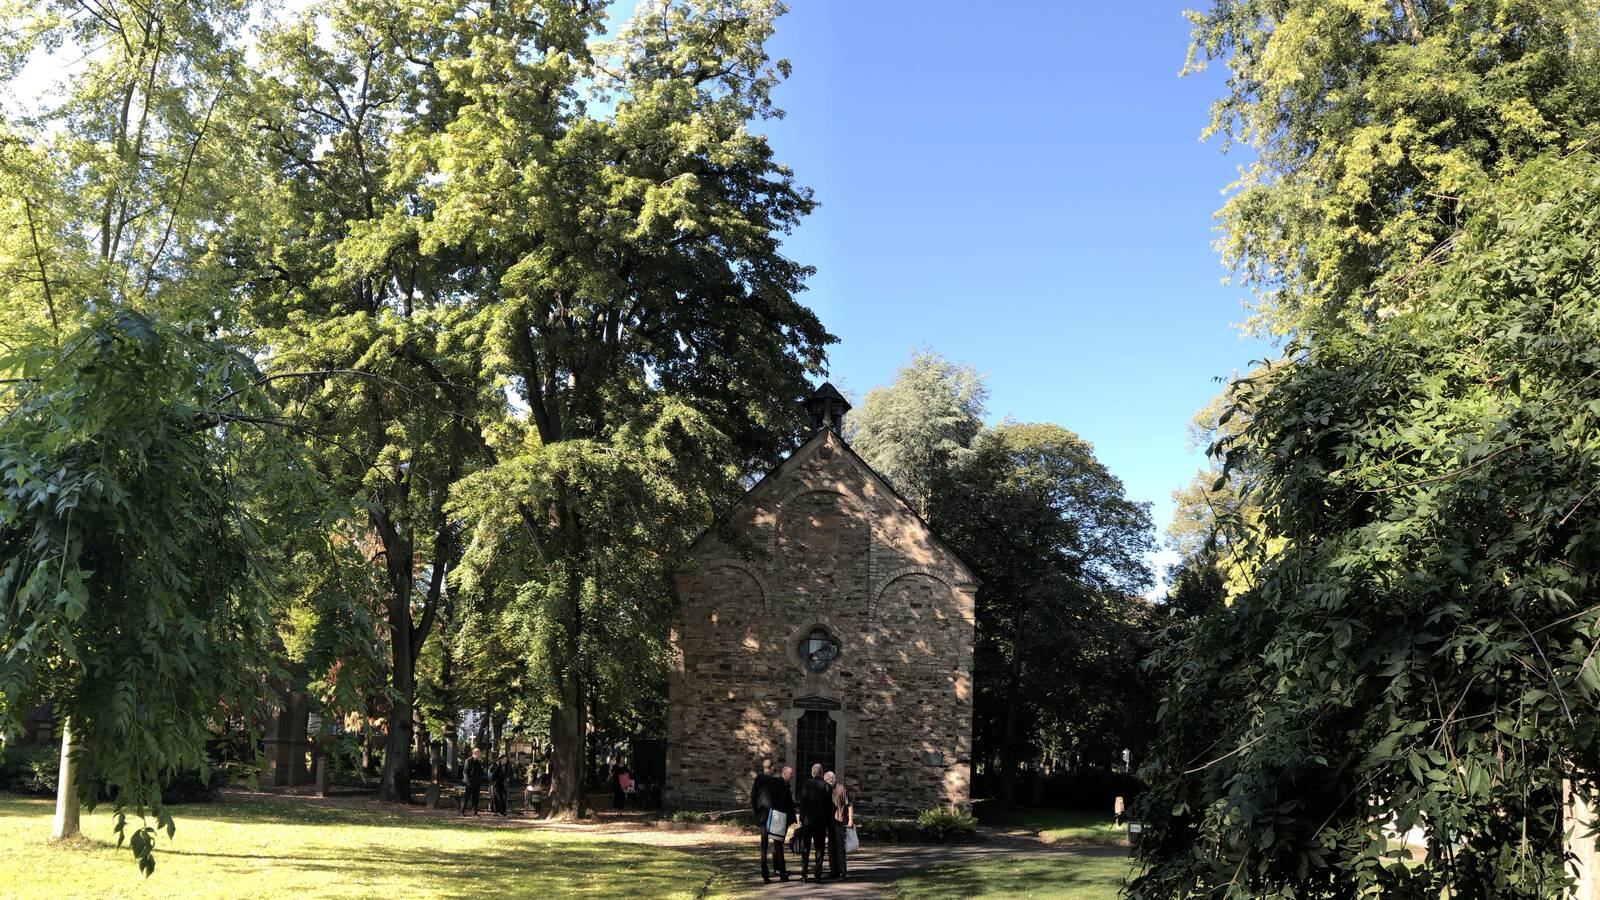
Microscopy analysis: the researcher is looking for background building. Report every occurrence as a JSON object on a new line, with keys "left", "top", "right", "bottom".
{"left": 665, "top": 386, "right": 978, "bottom": 816}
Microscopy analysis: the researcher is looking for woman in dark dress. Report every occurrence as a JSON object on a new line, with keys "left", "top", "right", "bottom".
{"left": 489, "top": 754, "right": 511, "bottom": 816}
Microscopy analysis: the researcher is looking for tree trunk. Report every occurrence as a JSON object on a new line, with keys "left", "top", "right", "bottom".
{"left": 1001, "top": 622, "right": 1025, "bottom": 805}
{"left": 52, "top": 718, "right": 79, "bottom": 840}
{"left": 545, "top": 673, "right": 588, "bottom": 818}
{"left": 543, "top": 529, "right": 589, "bottom": 818}
{"left": 377, "top": 600, "right": 415, "bottom": 803}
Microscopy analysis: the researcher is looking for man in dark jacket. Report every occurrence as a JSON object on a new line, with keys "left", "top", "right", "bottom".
{"left": 459, "top": 747, "right": 485, "bottom": 816}
{"left": 749, "top": 759, "right": 795, "bottom": 882}
{"left": 798, "top": 763, "right": 833, "bottom": 881}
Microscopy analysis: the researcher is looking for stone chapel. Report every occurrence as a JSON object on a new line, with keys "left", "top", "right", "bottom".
{"left": 664, "top": 384, "right": 979, "bottom": 816}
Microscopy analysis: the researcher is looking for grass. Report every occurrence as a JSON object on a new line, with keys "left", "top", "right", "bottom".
{"left": 893, "top": 854, "right": 1136, "bottom": 899}
{"left": 973, "top": 802, "right": 1128, "bottom": 846}
{"left": 0, "top": 793, "right": 714, "bottom": 899}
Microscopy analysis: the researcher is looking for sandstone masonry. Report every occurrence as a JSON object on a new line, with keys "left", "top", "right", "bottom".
{"left": 665, "top": 389, "right": 978, "bottom": 817}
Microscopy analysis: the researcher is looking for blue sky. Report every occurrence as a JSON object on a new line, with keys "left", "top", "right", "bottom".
{"left": 743, "top": 1, "right": 1272, "bottom": 579}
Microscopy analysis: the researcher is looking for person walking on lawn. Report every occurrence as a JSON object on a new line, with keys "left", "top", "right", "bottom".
{"left": 459, "top": 747, "right": 485, "bottom": 817}
{"left": 798, "top": 763, "right": 833, "bottom": 882}
{"left": 749, "top": 758, "right": 795, "bottom": 883}
{"left": 825, "top": 771, "right": 853, "bottom": 879}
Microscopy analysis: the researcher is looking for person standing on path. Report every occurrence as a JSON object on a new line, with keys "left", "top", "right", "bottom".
{"left": 459, "top": 748, "right": 485, "bottom": 817}
{"left": 610, "top": 756, "right": 631, "bottom": 811}
{"left": 749, "top": 759, "right": 794, "bottom": 883}
{"left": 489, "top": 753, "right": 511, "bottom": 816}
{"left": 798, "top": 763, "right": 832, "bottom": 882}
{"left": 825, "top": 771, "right": 853, "bottom": 879}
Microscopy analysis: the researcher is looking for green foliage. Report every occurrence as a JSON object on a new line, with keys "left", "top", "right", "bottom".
{"left": 914, "top": 807, "right": 980, "bottom": 842}
{"left": 849, "top": 351, "right": 1155, "bottom": 788}
{"left": 1132, "top": 150, "right": 1600, "bottom": 897}
{"left": 853, "top": 816, "right": 920, "bottom": 843}
{"left": 666, "top": 809, "right": 710, "bottom": 824}
{"left": 846, "top": 350, "right": 987, "bottom": 514}
{"left": 0, "top": 744, "right": 60, "bottom": 796}
{"left": 1188, "top": 0, "right": 1600, "bottom": 336}
{"left": 0, "top": 311, "right": 283, "bottom": 872}
{"left": 932, "top": 422, "right": 1155, "bottom": 778}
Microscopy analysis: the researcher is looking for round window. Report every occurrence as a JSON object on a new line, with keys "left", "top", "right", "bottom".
{"left": 798, "top": 628, "right": 840, "bottom": 673}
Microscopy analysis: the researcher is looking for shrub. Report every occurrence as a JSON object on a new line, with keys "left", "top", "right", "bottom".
{"left": 162, "top": 768, "right": 220, "bottom": 804}
{"left": 855, "top": 817, "right": 921, "bottom": 843}
{"left": 667, "top": 810, "right": 710, "bottom": 824}
{"left": 915, "top": 806, "right": 979, "bottom": 842}
{"left": 0, "top": 744, "right": 59, "bottom": 796}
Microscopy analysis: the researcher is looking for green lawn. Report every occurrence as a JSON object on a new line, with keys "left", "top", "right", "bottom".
{"left": 893, "top": 854, "right": 1136, "bottom": 899}
{"left": 0, "top": 793, "right": 714, "bottom": 899}
{"left": 973, "top": 802, "right": 1128, "bottom": 847}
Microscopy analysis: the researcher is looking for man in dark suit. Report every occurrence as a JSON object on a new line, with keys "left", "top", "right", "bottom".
{"left": 749, "top": 758, "right": 795, "bottom": 882}
{"left": 798, "top": 763, "right": 833, "bottom": 882}
{"left": 458, "top": 747, "right": 485, "bottom": 816}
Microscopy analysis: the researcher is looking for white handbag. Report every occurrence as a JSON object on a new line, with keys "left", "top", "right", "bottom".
{"left": 765, "top": 808, "right": 789, "bottom": 838}
{"left": 844, "top": 826, "right": 859, "bottom": 853}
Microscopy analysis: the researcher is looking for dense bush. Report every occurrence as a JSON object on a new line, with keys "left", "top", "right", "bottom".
{"left": 161, "top": 768, "right": 220, "bottom": 805}
{"left": 855, "top": 817, "right": 922, "bottom": 843}
{"left": 666, "top": 810, "right": 709, "bottom": 824}
{"left": 0, "top": 744, "right": 59, "bottom": 796}
{"left": 324, "top": 733, "right": 370, "bottom": 785}
{"left": 914, "top": 807, "right": 979, "bottom": 842}
{"left": 1, "top": 744, "right": 217, "bottom": 803}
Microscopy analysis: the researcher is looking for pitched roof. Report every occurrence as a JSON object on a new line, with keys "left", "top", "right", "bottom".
{"left": 809, "top": 381, "right": 849, "bottom": 404}
{"left": 689, "top": 427, "right": 980, "bottom": 587}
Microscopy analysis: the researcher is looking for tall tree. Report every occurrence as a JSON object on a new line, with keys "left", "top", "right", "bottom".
{"left": 930, "top": 423, "right": 1153, "bottom": 800}
{"left": 849, "top": 352, "right": 1154, "bottom": 798}
{"left": 0, "top": 0, "right": 278, "bottom": 856}
{"left": 1132, "top": 148, "right": 1600, "bottom": 898}
{"left": 845, "top": 350, "right": 987, "bottom": 514}
{"left": 408, "top": 0, "right": 830, "bottom": 816}
{"left": 237, "top": 0, "right": 495, "bottom": 803}
{"left": 0, "top": 311, "right": 287, "bottom": 873}
{"left": 1189, "top": 0, "right": 1600, "bottom": 336}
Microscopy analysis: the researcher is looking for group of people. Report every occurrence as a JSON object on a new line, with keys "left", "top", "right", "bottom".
{"left": 457, "top": 747, "right": 516, "bottom": 817}
{"left": 750, "top": 759, "right": 855, "bottom": 883}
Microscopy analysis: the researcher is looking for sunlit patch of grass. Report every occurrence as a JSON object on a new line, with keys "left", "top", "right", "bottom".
{"left": 0, "top": 793, "right": 714, "bottom": 899}
{"left": 893, "top": 853, "right": 1135, "bottom": 899}
{"left": 974, "top": 802, "right": 1128, "bottom": 846}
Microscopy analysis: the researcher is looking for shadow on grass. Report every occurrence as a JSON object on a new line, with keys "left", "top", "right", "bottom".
{"left": 893, "top": 854, "right": 1134, "bottom": 900}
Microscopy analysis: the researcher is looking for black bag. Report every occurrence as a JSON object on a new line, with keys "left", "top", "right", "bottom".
{"left": 787, "top": 829, "right": 801, "bottom": 854}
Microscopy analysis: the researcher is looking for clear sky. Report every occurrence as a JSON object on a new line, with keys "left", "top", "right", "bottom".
{"left": 748, "top": 1, "right": 1272, "bottom": 583}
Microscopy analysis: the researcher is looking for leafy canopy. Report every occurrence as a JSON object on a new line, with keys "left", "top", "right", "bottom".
{"left": 1132, "top": 149, "right": 1600, "bottom": 898}
{"left": 0, "top": 313, "right": 283, "bottom": 874}
{"left": 1190, "top": 0, "right": 1600, "bottom": 336}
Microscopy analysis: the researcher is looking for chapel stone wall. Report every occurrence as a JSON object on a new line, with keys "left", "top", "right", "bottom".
{"left": 665, "top": 428, "right": 976, "bottom": 817}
